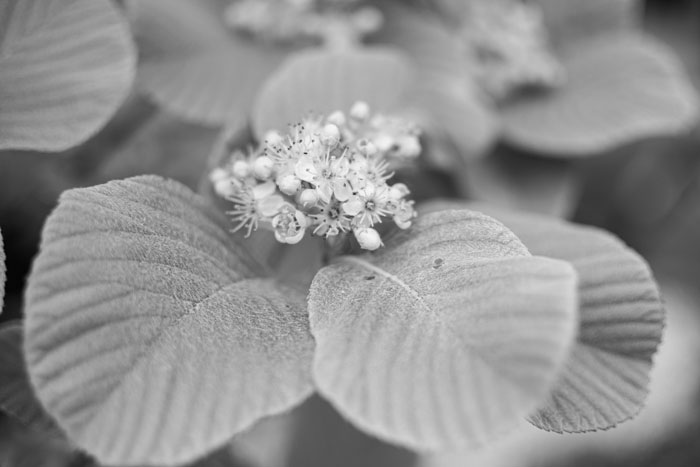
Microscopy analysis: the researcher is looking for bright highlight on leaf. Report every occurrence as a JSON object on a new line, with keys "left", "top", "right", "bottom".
{"left": 0, "top": 0, "right": 135, "bottom": 152}
{"left": 424, "top": 201, "right": 666, "bottom": 433}
{"left": 251, "top": 48, "right": 415, "bottom": 139}
{"left": 308, "top": 209, "right": 578, "bottom": 451}
{"left": 23, "top": 176, "right": 315, "bottom": 466}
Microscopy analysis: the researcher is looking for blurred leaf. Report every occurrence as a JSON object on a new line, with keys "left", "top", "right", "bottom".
{"left": 0, "top": 0, "right": 135, "bottom": 151}
{"left": 1, "top": 230, "right": 5, "bottom": 310}
{"left": 424, "top": 202, "right": 665, "bottom": 432}
{"left": 130, "top": 0, "right": 289, "bottom": 127}
{"left": 0, "top": 322, "right": 63, "bottom": 439}
{"left": 377, "top": 1, "right": 498, "bottom": 159}
{"left": 23, "top": 176, "right": 314, "bottom": 466}
{"left": 461, "top": 144, "right": 580, "bottom": 218}
{"left": 538, "top": 0, "right": 641, "bottom": 50}
{"left": 308, "top": 210, "right": 577, "bottom": 451}
{"left": 251, "top": 48, "right": 414, "bottom": 138}
{"left": 501, "top": 33, "right": 699, "bottom": 156}
{"left": 91, "top": 112, "right": 219, "bottom": 191}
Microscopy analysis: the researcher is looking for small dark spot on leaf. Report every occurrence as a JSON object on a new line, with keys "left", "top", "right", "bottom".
{"left": 364, "top": 275, "right": 375, "bottom": 280}
{"left": 432, "top": 258, "right": 444, "bottom": 269}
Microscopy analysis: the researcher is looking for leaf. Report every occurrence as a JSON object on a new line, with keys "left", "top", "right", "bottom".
{"left": 376, "top": 2, "right": 498, "bottom": 159}
{"left": 90, "top": 112, "right": 220, "bottom": 191}
{"left": 1, "top": 229, "right": 5, "bottom": 311}
{"left": 537, "top": 0, "right": 640, "bottom": 51}
{"left": 423, "top": 201, "right": 665, "bottom": 432}
{"left": 308, "top": 210, "right": 578, "bottom": 450}
{"left": 251, "top": 48, "right": 415, "bottom": 138}
{"left": 501, "top": 34, "right": 699, "bottom": 156}
{"left": 23, "top": 176, "right": 315, "bottom": 466}
{"left": 0, "top": 0, "right": 135, "bottom": 152}
{"left": 460, "top": 144, "right": 580, "bottom": 218}
{"left": 130, "top": 0, "right": 289, "bottom": 127}
{"left": 0, "top": 322, "right": 63, "bottom": 438}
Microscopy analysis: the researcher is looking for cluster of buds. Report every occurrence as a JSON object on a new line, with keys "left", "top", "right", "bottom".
{"left": 225, "top": 0, "right": 383, "bottom": 46}
{"left": 210, "top": 102, "right": 421, "bottom": 251}
{"left": 462, "top": 0, "right": 564, "bottom": 101}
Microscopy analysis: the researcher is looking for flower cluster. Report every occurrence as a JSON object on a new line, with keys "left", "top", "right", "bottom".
{"left": 462, "top": 0, "right": 564, "bottom": 101}
{"left": 210, "top": 102, "right": 420, "bottom": 250}
{"left": 225, "top": 0, "right": 383, "bottom": 46}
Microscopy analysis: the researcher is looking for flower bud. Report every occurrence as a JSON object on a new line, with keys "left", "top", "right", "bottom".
{"left": 394, "top": 136, "right": 421, "bottom": 158}
{"left": 265, "top": 130, "right": 284, "bottom": 148}
{"left": 354, "top": 227, "right": 382, "bottom": 251}
{"left": 326, "top": 111, "right": 346, "bottom": 127}
{"left": 356, "top": 138, "right": 378, "bottom": 157}
{"left": 214, "top": 179, "right": 236, "bottom": 198}
{"left": 253, "top": 155, "right": 274, "bottom": 180}
{"left": 209, "top": 167, "right": 228, "bottom": 184}
{"left": 320, "top": 123, "right": 341, "bottom": 147}
{"left": 232, "top": 160, "right": 251, "bottom": 179}
{"left": 389, "top": 183, "right": 410, "bottom": 200}
{"left": 350, "top": 101, "right": 370, "bottom": 121}
{"left": 277, "top": 173, "right": 301, "bottom": 195}
{"left": 299, "top": 188, "right": 319, "bottom": 207}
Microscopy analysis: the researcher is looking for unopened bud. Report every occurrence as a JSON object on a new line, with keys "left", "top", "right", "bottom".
{"left": 326, "top": 111, "right": 346, "bottom": 127}
{"left": 253, "top": 156, "right": 274, "bottom": 180}
{"left": 354, "top": 227, "right": 382, "bottom": 251}
{"left": 232, "top": 160, "right": 251, "bottom": 179}
{"left": 350, "top": 101, "right": 370, "bottom": 121}
{"left": 277, "top": 173, "right": 301, "bottom": 195}
{"left": 299, "top": 188, "right": 319, "bottom": 207}
{"left": 320, "top": 123, "right": 341, "bottom": 147}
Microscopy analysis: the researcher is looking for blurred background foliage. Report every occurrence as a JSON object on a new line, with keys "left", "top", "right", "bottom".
{"left": 1, "top": 0, "right": 699, "bottom": 466}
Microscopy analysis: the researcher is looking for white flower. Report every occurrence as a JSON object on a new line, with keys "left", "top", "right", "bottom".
{"left": 272, "top": 204, "right": 308, "bottom": 244}
{"left": 211, "top": 101, "right": 422, "bottom": 250}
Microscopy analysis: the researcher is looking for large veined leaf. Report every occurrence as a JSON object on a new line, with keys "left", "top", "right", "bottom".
{"left": 501, "top": 34, "right": 699, "bottom": 156}
{"left": 376, "top": 1, "right": 498, "bottom": 159}
{"left": 0, "top": 322, "right": 63, "bottom": 438}
{"left": 308, "top": 210, "right": 578, "bottom": 450}
{"left": 537, "top": 0, "right": 640, "bottom": 51}
{"left": 423, "top": 201, "right": 665, "bottom": 432}
{"left": 251, "top": 48, "right": 415, "bottom": 138}
{"left": 0, "top": 0, "right": 135, "bottom": 151}
{"left": 130, "top": 0, "right": 289, "bottom": 127}
{"left": 23, "top": 176, "right": 315, "bottom": 466}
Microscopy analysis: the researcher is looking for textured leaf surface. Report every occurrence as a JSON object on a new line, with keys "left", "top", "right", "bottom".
{"left": 424, "top": 201, "right": 665, "bottom": 432}
{"left": 377, "top": 2, "right": 498, "bottom": 158}
{"left": 0, "top": 0, "right": 135, "bottom": 151}
{"left": 308, "top": 210, "right": 578, "bottom": 450}
{"left": 502, "top": 34, "right": 699, "bottom": 156}
{"left": 23, "top": 176, "right": 314, "bottom": 465}
{"left": 252, "top": 48, "right": 414, "bottom": 138}
{"left": 0, "top": 322, "right": 62, "bottom": 437}
{"left": 538, "top": 0, "right": 639, "bottom": 50}
{"left": 131, "top": 0, "right": 288, "bottom": 126}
